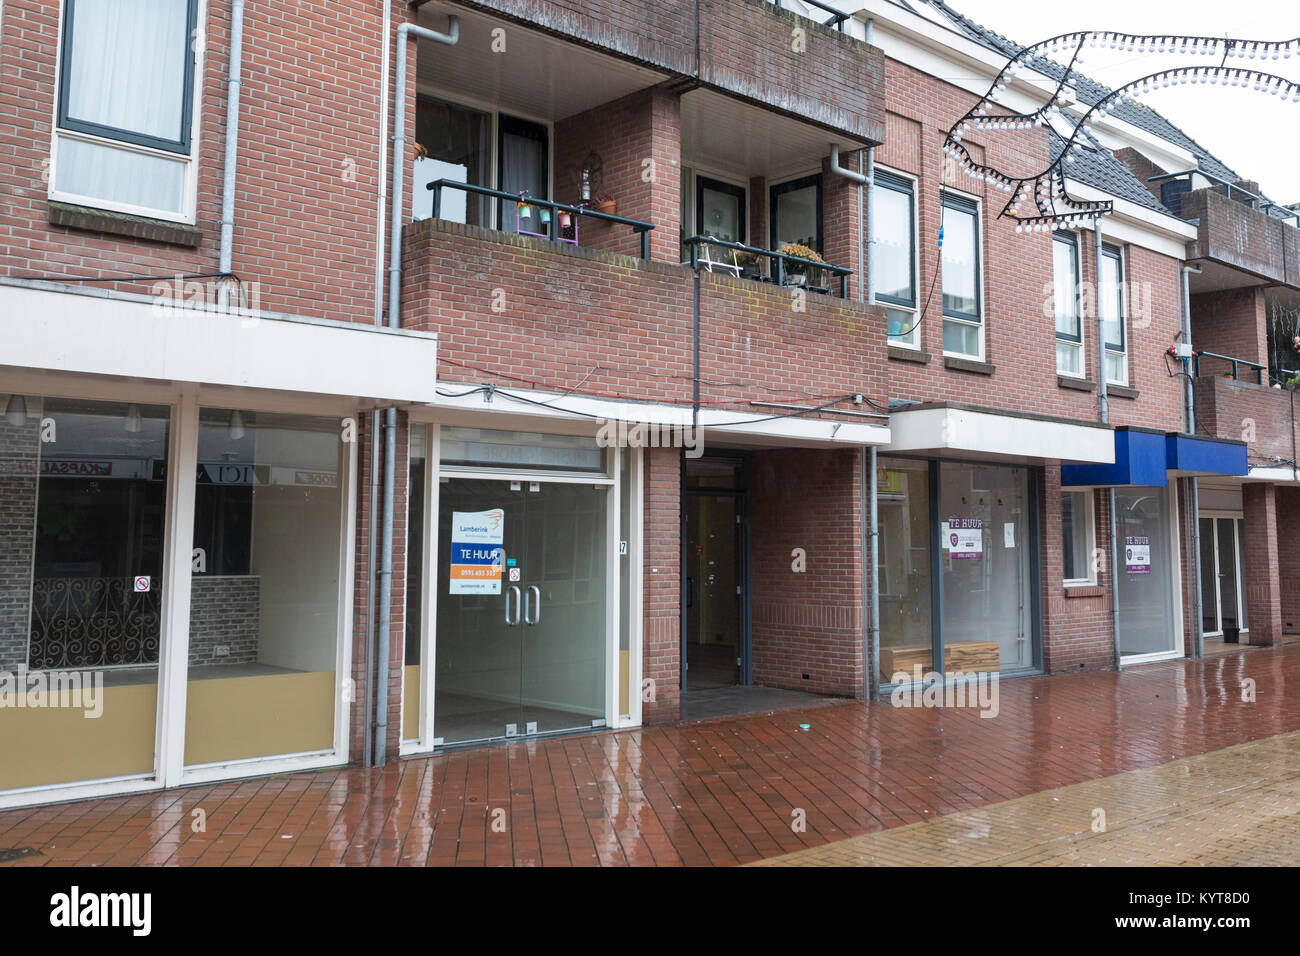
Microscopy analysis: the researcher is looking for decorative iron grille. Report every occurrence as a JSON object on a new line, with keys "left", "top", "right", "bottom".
{"left": 28, "top": 577, "right": 161, "bottom": 668}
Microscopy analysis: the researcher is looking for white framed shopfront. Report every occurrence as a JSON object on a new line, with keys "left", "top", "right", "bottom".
{"left": 0, "top": 369, "right": 361, "bottom": 809}
{"left": 1114, "top": 481, "right": 1186, "bottom": 667}
{"left": 398, "top": 416, "right": 645, "bottom": 757}
{"left": 1198, "top": 508, "right": 1249, "bottom": 641}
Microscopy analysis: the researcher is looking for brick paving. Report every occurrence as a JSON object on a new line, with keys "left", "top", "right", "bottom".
{"left": 1, "top": 645, "right": 1298, "bottom": 866}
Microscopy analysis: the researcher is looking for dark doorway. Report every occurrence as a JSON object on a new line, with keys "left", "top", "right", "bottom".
{"left": 682, "top": 454, "right": 750, "bottom": 691}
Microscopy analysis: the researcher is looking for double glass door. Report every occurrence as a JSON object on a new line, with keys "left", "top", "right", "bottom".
{"left": 434, "top": 477, "right": 607, "bottom": 745}
{"left": 1199, "top": 515, "right": 1248, "bottom": 638}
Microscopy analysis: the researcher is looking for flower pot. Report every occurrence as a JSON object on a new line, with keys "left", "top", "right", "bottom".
{"left": 593, "top": 200, "right": 617, "bottom": 216}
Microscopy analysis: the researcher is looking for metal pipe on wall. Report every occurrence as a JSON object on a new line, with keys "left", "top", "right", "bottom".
{"left": 867, "top": 446, "right": 880, "bottom": 699}
{"left": 373, "top": 14, "right": 460, "bottom": 766}
{"left": 1182, "top": 263, "right": 1204, "bottom": 659}
{"left": 217, "top": 0, "right": 246, "bottom": 304}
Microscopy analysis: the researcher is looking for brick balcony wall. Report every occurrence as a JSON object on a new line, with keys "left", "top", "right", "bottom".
{"left": 1183, "top": 188, "right": 1300, "bottom": 288}
{"left": 750, "top": 448, "right": 865, "bottom": 696}
{"left": 402, "top": 219, "right": 888, "bottom": 411}
{"left": 1191, "top": 288, "right": 1269, "bottom": 369}
{"left": 1193, "top": 376, "right": 1300, "bottom": 466}
{"left": 458, "top": 0, "right": 885, "bottom": 142}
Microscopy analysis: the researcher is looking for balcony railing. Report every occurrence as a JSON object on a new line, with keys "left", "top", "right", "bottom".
{"left": 426, "top": 180, "right": 655, "bottom": 259}
{"left": 1193, "top": 350, "right": 1266, "bottom": 385}
{"left": 683, "top": 236, "right": 853, "bottom": 298}
{"left": 771, "top": 0, "right": 851, "bottom": 31}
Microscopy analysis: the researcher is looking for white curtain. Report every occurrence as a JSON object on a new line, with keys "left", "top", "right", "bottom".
{"left": 57, "top": 134, "right": 187, "bottom": 212}
{"left": 65, "top": 0, "right": 189, "bottom": 142}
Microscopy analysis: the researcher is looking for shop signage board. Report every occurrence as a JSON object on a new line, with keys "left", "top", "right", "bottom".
{"left": 945, "top": 518, "right": 983, "bottom": 559}
{"left": 1125, "top": 536, "right": 1151, "bottom": 574}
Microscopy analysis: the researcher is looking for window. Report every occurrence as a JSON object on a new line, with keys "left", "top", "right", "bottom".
{"left": 696, "top": 177, "right": 746, "bottom": 244}
{"left": 875, "top": 171, "right": 918, "bottom": 348}
{"left": 413, "top": 95, "right": 491, "bottom": 225}
{"left": 941, "top": 194, "right": 982, "bottom": 358}
{"left": 1100, "top": 243, "right": 1127, "bottom": 385}
{"left": 52, "top": 0, "right": 200, "bottom": 219}
{"left": 770, "top": 174, "right": 822, "bottom": 253}
{"left": 1062, "top": 491, "right": 1095, "bottom": 585}
{"left": 1054, "top": 233, "right": 1083, "bottom": 376}
{"left": 497, "top": 114, "right": 549, "bottom": 234}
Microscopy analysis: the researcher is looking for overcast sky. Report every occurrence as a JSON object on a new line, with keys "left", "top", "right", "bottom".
{"left": 939, "top": 0, "right": 1300, "bottom": 202}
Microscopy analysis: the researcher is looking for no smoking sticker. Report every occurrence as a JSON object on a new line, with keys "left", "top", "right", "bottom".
{"left": 133, "top": 576, "right": 151, "bottom": 593}
{"left": 508, "top": 568, "right": 521, "bottom": 582}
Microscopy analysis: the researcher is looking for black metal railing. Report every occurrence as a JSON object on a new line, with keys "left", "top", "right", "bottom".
{"left": 1194, "top": 350, "right": 1266, "bottom": 384}
{"left": 771, "top": 0, "right": 850, "bottom": 31}
{"left": 426, "top": 180, "right": 655, "bottom": 259}
{"left": 683, "top": 236, "right": 853, "bottom": 298}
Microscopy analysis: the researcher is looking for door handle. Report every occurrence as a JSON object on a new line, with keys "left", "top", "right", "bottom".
{"left": 525, "top": 585, "right": 541, "bottom": 626}
{"left": 506, "top": 585, "right": 522, "bottom": 626}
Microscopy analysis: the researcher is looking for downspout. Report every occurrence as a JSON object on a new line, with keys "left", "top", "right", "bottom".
{"left": 1183, "top": 263, "right": 1204, "bottom": 659}
{"left": 867, "top": 446, "right": 880, "bottom": 699}
{"left": 1093, "top": 223, "right": 1121, "bottom": 667}
{"left": 217, "top": 0, "right": 246, "bottom": 301}
{"left": 864, "top": 16, "right": 876, "bottom": 308}
{"left": 373, "top": 14, "right": 460, "bottom": 767}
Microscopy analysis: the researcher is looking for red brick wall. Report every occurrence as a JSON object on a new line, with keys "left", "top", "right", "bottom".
{"left": 1242, "top": 482, "right": 1283, "bottom": 645}
{"left": 1040, "top": 464, "right": 1114, "bottom": 672}
{"left": 403, "top": 220, "right": 888, "bottom": 412}
{"left": 1279, "top": 487, "right": 1300, "bottom": 634}
{"left": 1193, "top": 376, "right": 1300, "bottom": 466}
{"left": 553, "top": 87, "right": 681, "bottom": 263}
{"left": 0, "top": 0, "right": 389, "bottom": 323}
{"left": 750, "top": 448, "right": 864, "bottom": 696}
{"left": 642, "top": 446, "right": 681, "bottom": 722}
{"left": 1191, "top": 288, "right": 1268, "bottom": 368}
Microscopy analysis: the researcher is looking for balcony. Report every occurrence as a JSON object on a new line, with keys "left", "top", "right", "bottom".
{"left": 1182, "top": 186, "right": 1300, "bottom": 290}
{"left": 1193, "top": 355, "right": 1300, "bottom": 473}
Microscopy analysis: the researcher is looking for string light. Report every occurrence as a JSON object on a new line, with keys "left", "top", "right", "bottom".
{"left": 943, "top": 28, "right": 1300, "bottom": 232}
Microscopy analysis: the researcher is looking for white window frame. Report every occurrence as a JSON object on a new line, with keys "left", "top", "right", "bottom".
{"left": 940, "top": 188, "right": 985, "bottom": 362}
{"left": 1053, "top": 231, "right": 1086, "bottom": 378}
{"left": 875, "top": 164, "right": 921, "bottom": 350}
{"left": 1062, "top": 489, "right": 1096, "bottom": 586}
{"left": 1200, "top": 510, "right": 1249, "bottom": 638}
{"left": 1100, "top": 242, "right": 1129, "bottom": 387}
{"left": 47, "top": 0, "right": 206, "bottom": 225}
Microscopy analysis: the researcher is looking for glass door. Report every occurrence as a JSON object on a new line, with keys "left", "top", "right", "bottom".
{"left": 434, "top": 477, "right": 607, "bottom": 745}
{"left": 1199, "top": 515, "right": 1248, "bottom": 638}
{"left": 1115, "top": 488, "right": 1178, "bottom": 658}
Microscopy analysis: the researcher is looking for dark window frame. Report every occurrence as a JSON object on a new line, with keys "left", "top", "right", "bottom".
{"left": 769, "top": 173, "right": 823, "bottom": 255}
{"left": 873, "top": 170, "right": 916, "bottom": 310}
{"left": 56, "top": 0, "right": 199, "bottom": 155}
{"left": 1054, "top": 231, "right": 1082, "bottom": 344}
{"left": 940, "top": 192, "right": 982, "bottom": 324}
{"left": 1101, "top": 242, "right": 1126, "bottom": 353}
{"left": 695, "top": 175, "right": 747, "bottom": 244}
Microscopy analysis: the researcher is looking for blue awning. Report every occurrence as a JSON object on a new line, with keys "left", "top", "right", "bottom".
{"left": 1062, "top": 427, "right": 1248, "bottom": 487}
{"left": 1166, "top": 432, "right": 1248, "bottom": 477}
{"left": 1061, "top": 427, "right": 1166, "bottom": 488}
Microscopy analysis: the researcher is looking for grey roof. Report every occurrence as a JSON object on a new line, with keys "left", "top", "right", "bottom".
{"left": 917, "top": 0, "right": 1292, "bottom": 220}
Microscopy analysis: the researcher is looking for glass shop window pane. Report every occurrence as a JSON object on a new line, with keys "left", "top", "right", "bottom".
{"left": 0, "top": 395, "right": 169, "bottom": 791}
{"left": 184, "top": 409, "right": 344, "bottom": 766}
{"left": 877, "top": 458, "right": 932, "bottom": 683}
{"left": 403, "top": 424, "right": 427, "bottom": 742}
{"left": 440, "top": 426, "right": 604, "bottom": 473}
{"left": 940, "top": 461, "right": 1033, "bottom": 672}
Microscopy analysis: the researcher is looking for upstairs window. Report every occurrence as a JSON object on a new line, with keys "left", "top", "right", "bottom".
{"left": 875, "top": 170, "right": 918, "bottom": 349}
{"left": 1100, "top": 243, "right": 1128, "bottom": 385}
{"left": 941, "top": 193, "right": 982, "bottom": 359}
{"left": 1054, "top": 232, "right": 1083, "bottom": 377}
{"left": 52, "top": 0, "right": 200, "bottom": 220}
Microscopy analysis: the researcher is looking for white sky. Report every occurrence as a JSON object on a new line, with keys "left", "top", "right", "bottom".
{"left": 937, "top": 0, "right": 1300, "bottom": 203}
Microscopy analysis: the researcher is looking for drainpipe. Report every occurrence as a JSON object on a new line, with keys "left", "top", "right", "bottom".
{"left": 1182, "top": 263, "right": 1204, "bottom": 659}
{"left": 867, "top": 446, "right": 880, "bottom": 698}
{"left": 217, "top": 0, "right": 246, "bottom": 304}
{"left": 1094, "top": 223, "right": 1122, "bottom": 665}
{"left": 373, "top": 14, "right": 460, "bottom": 767}
{"left": 864, "top": 17, "right": 876, "bottom": 307}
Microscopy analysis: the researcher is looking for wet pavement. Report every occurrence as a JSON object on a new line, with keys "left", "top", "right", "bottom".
{"left": 1, "top": 646, "right": 1297, "bottom": 866}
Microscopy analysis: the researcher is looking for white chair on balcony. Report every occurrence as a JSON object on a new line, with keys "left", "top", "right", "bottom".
{"left": 698, "top": 240, "right": 743, "bottom": 277}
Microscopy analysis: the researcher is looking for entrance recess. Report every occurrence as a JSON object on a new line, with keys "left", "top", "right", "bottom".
{"left": 682, "top": 455, "right": 749, "bottom": 691}
{"left": 434, "top": 477, "right": 607, "bottom": 745}
{"left": 1199, "top": 514, "right": 1248, "bottom": 640}
{"left": 1115, "top": 487, "right": 1180, "bottom": 659}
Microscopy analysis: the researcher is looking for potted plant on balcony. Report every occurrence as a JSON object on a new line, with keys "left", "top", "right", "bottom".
{"left": 775, "top": 242, "right": 825, "bottom": 287}
{"left": 591, "top": 192, "right": 617, "bottom": 216}
{"left": 734, "top": 251, "right": 762, "bottom": 279}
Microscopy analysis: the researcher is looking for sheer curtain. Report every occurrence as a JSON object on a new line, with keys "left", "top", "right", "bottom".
{"left": 65, "top": 0, "right": 190, "bottom": 143}
{"left": 499, "top": 129, "right": 546, "bottom": 233}
{"left": 56, "top": 0, "right": 191, "bottom": 214}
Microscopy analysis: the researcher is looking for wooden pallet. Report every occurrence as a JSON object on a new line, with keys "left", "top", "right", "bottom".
{"left": 880, "top": 641, "right": 1000, "bottom": 678}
